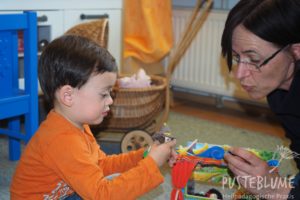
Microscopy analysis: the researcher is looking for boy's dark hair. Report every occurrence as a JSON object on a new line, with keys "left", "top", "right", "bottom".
{"left": 38, "top": 35, "right": 118, "bottom": 108}
{"left": 221, "top": 0, "right": 300, "bottom": 71}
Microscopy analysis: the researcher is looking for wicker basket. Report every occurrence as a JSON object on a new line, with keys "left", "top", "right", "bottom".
{"left": 65, "top": 18, "right": 109, "bottom": 48}
{"left": 98, "top": 75, "right": 166, "bottom": 132}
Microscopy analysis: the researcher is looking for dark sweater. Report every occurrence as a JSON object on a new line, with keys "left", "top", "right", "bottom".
{"left": 288, "top": 185, "right": 300, "bottom": 200}
{"left": 267, "top": 70, "right": 300, "bottom": 169}
{"left": 267, "top": 70, "right": 300, "bottom": 199}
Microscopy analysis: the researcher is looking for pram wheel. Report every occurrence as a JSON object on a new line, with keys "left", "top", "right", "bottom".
{"left": 121, "top": 130, "right": 153, "bottom": 153}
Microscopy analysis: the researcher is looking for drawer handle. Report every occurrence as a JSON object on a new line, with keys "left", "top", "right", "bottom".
{"left": 80, "top": 14, "right": 109, "bottom": 20}
{"left": 38, "top": 15, "right": 48, "bottom": 22}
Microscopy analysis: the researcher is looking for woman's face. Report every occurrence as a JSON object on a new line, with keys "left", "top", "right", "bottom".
{"left": 231, "top": 25, "right": 294, "bottom": 99}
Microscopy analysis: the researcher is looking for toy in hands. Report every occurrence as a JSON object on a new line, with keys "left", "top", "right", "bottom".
{"left": 152, "top": 123, "right": 176, "bottom": 144}
{"left": 143, "top": 123, "right": 176, "bottom": 158}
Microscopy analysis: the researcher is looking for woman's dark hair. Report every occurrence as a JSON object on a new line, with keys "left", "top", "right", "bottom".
{"left": 221, "top": 0, "right": 300, "bottom": 71}
{"left": 38, "top": 35, "right": 118, "bottom": 107}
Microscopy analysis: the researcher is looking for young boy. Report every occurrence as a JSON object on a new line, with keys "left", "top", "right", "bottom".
{"left": 10, "top": 35, "right": 176, "bottom": 200}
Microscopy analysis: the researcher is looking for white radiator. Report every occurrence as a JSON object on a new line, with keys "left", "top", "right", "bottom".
{"left": 169, "top": 9, "right": 251, "bottom": 101}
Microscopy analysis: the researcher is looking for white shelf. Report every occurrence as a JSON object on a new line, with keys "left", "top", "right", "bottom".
{"left": 0, "top": 0, "right": 123, "bottom": 10}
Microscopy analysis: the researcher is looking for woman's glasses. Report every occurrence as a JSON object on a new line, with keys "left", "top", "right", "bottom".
{"left": 232, "top": 45, "right": 289, "bottom": 72}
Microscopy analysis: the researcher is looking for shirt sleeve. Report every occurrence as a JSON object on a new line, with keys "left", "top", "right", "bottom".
{"left": 97, "top": 148, "right": 146, "bottom": 175}
{"left": 43, "top": 133, "right": 164, "bottom": 200}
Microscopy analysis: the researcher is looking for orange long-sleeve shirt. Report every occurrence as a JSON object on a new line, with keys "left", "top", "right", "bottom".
{"left": 10, "top": 110, "right": 163, "bottom": 200}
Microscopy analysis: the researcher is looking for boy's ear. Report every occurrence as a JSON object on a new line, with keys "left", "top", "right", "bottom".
{"left": 57, "top": 85, "right": 74, "bottom": 107}
{"left": 290, "top": 43, "right": 300, "bottom": 60}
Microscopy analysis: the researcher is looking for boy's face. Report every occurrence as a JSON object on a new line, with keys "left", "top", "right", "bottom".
{"left": 70, "top": 72, "right": 117, "bottom": 128}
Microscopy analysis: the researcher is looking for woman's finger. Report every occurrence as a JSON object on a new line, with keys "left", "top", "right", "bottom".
{"left": 225, "top": 147, "right": 268, "bottom": 176}
{"left": 224, "top": 152, "right": 254, "bottom": 175}
{"left": 229, "top": 147, "right": 264, "bottom": 166}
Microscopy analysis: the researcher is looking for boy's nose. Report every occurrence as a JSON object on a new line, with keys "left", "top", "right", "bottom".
{"left": 106, "top": 96, "right": 114, "bottom": 106}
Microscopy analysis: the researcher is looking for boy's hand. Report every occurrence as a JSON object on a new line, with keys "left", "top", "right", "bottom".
{"left": 148, "top": 139, "right": 177, "bottom": 167}
{"left": 168, "top": 148, "right": 178, "bottom": 167}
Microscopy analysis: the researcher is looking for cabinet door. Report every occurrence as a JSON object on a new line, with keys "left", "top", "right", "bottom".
{"left": 36, "top": 11, "right": 64, "bottom": 43}
{"left": 0, "top": 10, "right": 64, "bottom": 48}
{"left": 64, "top": 9, "right": 122, "bottom": 66}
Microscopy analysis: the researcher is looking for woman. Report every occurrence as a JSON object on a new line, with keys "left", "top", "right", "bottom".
{"left": 221, "top": 0, "right": 300, "bottom": 199}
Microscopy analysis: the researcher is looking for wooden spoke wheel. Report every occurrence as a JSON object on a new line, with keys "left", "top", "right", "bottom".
{"left": 121, "top": 130, "right": 153, "bottom": 153}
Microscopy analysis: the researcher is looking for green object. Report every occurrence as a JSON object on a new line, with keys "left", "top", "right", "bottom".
{"left": 143, "top": 146, "right": 151, "bottom": 158}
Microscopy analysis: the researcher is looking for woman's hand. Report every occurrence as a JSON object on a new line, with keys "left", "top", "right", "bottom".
{"left": 148, "top": 139, "right": 177, "bottom": 167}
{"left": 224, "top": 147, "right": 292, "bottom": 199}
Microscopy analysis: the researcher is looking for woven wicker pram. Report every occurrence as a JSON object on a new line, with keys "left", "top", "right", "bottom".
{"left": 99, "top": 75, "right": 166, "bottom": 133}
{"left": 65, "top": 17, "right": 108, "bottom": 48}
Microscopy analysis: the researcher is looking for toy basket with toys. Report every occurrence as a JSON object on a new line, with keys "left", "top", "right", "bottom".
{"left": 101, "top": 75, "right": 167, "bottom": 132}
{"left": 65, "top": 0, "right": 213, "bottom": 153}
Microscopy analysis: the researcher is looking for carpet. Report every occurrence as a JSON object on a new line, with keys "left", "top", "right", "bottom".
{"left": 138, "top": 111, "right": 298, "bottom": 200}
{"left": 0, "top": 111, "right": 298, "bottom": 200}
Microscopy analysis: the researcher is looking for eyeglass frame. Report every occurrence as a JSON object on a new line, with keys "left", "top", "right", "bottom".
{"left": 232, "top": 45, "right": 289, "bottom": 72}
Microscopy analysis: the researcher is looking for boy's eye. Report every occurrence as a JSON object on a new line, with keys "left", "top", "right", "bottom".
{"left": 99, "top": 88, "right": 114, "bottom": 99}
{"left": 100, "top": 92, "right": 110, "bottom": 98}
